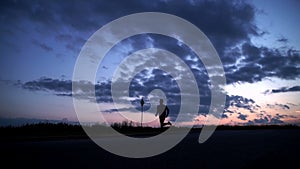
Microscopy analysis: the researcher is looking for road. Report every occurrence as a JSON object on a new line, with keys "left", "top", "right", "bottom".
{"left": 1, "top": 130, "right": 300, "bottom": 169}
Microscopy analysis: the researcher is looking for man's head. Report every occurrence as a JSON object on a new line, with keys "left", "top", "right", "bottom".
{"left": 159, "top": 99, "right": 164, "bottom": 104}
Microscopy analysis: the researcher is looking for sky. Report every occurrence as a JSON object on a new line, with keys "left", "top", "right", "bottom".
{"left": 0, "top": 0, "right": 299, "bottom": 126}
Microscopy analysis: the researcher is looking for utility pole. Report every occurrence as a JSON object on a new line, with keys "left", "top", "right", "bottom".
{"left": 140, "top": 97, "right": 144, "bottom": 127}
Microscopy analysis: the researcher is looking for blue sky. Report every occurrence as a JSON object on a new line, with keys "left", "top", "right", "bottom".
{"left": 0, "top": 0, "right": 299, "bottom": 126}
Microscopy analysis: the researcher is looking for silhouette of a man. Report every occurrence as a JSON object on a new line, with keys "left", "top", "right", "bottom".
{"left": 155, "top": 99, "right": 172, "bottom": 128}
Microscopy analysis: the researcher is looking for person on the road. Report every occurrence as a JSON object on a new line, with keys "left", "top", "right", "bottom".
{"left": 155, "top": 99, "right": 172, "bottom": 128}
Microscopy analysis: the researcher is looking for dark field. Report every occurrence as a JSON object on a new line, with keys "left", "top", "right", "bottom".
{"left": 1, "top": 125, "right": 300, "bottom": 169}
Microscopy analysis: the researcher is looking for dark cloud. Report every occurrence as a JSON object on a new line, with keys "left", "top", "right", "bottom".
{"left": 55, "top": 33, "right": 86, "bottom": 52}
{"left": 32, "top": 39, "right": 53, "bottom": 52}
{"left": 226, "top": 43, "right": 300, "bottom": 84}
{"left": 287, "top": 102, "right": 298, "bottom": 106}
{"left": 247, "top": 117, "right": 269, "bottom": 124}
{"left": 1, "top": 0, "right": 259, "bottom": 37}
{"left": 263, "top": 86, "right": 300, "bottom": 94}
{"left": 270, "top": 118, "right": 284, "bottom": 124}
{"left": 225, "top": 95, "right": 259, "bottom": 113}
{"left": 242, "top": 43, "right": 261, "bottom": 62}
{"left": 1, "top": 0, "right": 299, "bottom": 84}
{"left": 277, "top": 37, "right": 288, "bottom": 43}
{"left": 275, "top": 113, "right": 296, "bottom": 119}
{"left": 224, "top": 109, "right": 235, "bottom": 114}
{"left": 20, "top": 76, "right": 298, "bottom": 125}
{"left": 20, "top": 76, "right": 264, "bottom": 122}
{"left": 277, "top": 104, "right": 290, "bottom": 110}
{"left": 268, "top": 113, "right": 298, "bottom": 124}
{"left": 222, "top": 113, "right": 228, "bottom": 119}
{"left": 3, "top": 0, "right": 298, "bottom": 125}
{"left": 22, "top": 77, "right": 113, "bottom": 102}
{"left": 23, "top": 77, "right": 72, "bottom": 93}
{"left": 102, "top": 107, "right": 131, "bottom": 113}
{"left": 237, "top": 113, "right": 248, "bottom": 121}
{"left": 266, "top": 103, "right": 290, "bottom": 110}
{"left": 254, "top": 117, "right": 269, "bottom": 124}
{"left": 1, "top": 1, "right": 258, "bottom": 57}
{"left": 102, "top": 66, "right": 109, "bottom": 70}
{"left": 161, "top": 0, "right": 260, "bottom": 59}
{"left": 246, "top": 113, "right": 296, "bottom": 125}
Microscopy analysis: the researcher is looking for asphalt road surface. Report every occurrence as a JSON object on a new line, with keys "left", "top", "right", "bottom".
{"left": 1, "top": 129, "right": 300, "bottom": 169}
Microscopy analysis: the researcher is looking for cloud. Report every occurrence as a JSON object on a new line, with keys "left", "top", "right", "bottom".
{"left": 224, "top": 109, "right": 235, "bottom": 114}
{"left": 237, "top": 113, "right": 248, "bottom": 121}
{"left": 246, "top": 113, "right": 296, "bottom": 125}
{"left": 277, "top": 114, "right": 297, "bottom": 119}
{"left": 55, "top": 33, "right": 86, "bottom": 53}
{"left": 107, "top": 15, "right": 299, "bottom": 86}
{"left": 22, "top": 77, "right": 113, "bottom": 102}
{"left": 23, "top": 77, "right": 72, "bottom": 93}
{"left": 2, "top": 0, "right": 299, "bottom": 84}
{"left": 226, "top": 43, "right": 300, "bottom": 84}
{"left": 268, "top": 113, "right": 298, "bottom": 124}
{"left": 225, "top": 95, "right": 259, "bottom": 113}
{"left": 266, "top": 103, "right": 290, "bottom": 110}
{"left": 32, "top": 39, "right": 53, "bottom": 52}
{"left": 1, "top": 1, "right": 259, "bottom": 57}
{"left": 253, "top": 117, "right": 269, "bottom": 124}
{"left": 0, "top": 0, "right": 259, "bottom": 36}
{"left": 270, "top": 118, "right": 284, "bottom": 124}
{"left": 20, "top": 76, "right": 299, "bottom": 125}
{"left": 263, "top": 86, "right": 300, "bottom": 94}
{"left": 277, "top": 37, "right": 288, "bottom": 43}
{"left": 222, "top": 113, "right": 228, "bottom": 119}
{"left": 21, "top": 75, "right": 264, "bottom": 123}
{"left": 102, "top": 66, "right": 108, "bottom": 70}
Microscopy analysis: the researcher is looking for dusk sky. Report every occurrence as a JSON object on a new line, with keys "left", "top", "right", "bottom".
{"left": 0, "top": 0, "right": 299, "bottom": 126}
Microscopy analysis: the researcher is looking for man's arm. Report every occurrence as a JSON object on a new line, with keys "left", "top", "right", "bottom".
{"left": 165, "top": 106, "right": 169, "bottom": 117}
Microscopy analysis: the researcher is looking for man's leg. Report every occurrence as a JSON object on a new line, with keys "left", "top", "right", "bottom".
{"left": 159, "top": 116, "right": 165, "bottom": 128}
